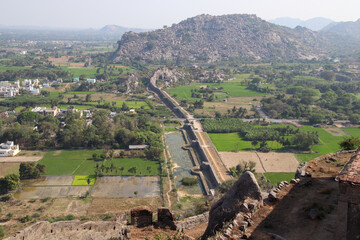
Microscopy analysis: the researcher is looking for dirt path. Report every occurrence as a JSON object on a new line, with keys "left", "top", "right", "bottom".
{"left": 162, "top": 129, "right": 172, "bottom": 208}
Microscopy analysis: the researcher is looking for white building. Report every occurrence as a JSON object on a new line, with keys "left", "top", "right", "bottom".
{"left": 0, "top": 141, "right": 20, "bottom": 157}
{"left": 87, "top": 78, "right": 96, "bottom": 84}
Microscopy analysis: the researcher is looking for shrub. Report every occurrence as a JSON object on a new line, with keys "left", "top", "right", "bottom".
{"left": 41, "top": 197, "right": 51, "bottom": 202}
{"left": 181, "top": 177, "right": 198, "bottom": 186}
{"left": 0, "top": 225, "right": 4, "bottom": 238}
{"left": 103, "top": 214, "right": 115, "bottom": 221}
{"left": 19, "top": 215, "right": 32, "bottom": 223}
{"left": 64, "top": 214, "right": 75, "bottom": 220}
{"left": 0, "top": 195, "right": 11, "bottom": 202}
{"left": 32, "top": 213, "right": 40, "bottom": 218}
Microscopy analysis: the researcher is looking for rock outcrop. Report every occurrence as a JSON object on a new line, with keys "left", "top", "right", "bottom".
{"left": 5, "top": 221, "right": 130, "bottom": 240}
{"left": 113, "top": 14, "right": 344, "bottom": 63}
{"left": 202, "top": 171, "right": 262, "bottom": 239}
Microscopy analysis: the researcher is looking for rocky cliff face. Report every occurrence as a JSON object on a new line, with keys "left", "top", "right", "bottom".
{"left": 202, "top": 171, "right": 263, "bottom": 239}
{"left": 114, "top": 14, "right": 331, "bottom": 63}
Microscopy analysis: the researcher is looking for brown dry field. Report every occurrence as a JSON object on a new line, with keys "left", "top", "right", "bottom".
{"left": 195, "top": 96, "right": 261, "bottom": 116}
{"left": 0, "top": 155, "right": 43, "bottom": 163}
{"left": 219, "top": 151, "right": 299, "bottom": 173}
{"left": 257, "top": 152, "right": 299, "bottom": 172}
{"left": 219, "top": 151, "right": 265, "bottom": 173}
{"left": 48, "top": 56, "right": 87, "bottom": 68}
{"left": 63, "top": 93, "right": 126, "bottom": 102}
{"left": 0, "top": 162, "right": 20, "bottom": 177}
{"left": 0, "top": 196, "right": 163, "bottom": 238}
{"left": 88, "top": 197, "right": 163, "bottom": 216}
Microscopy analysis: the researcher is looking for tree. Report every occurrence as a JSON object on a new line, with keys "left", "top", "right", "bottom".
{"left": 19, "top": 162, "right": 45, "bottom": 179}
{"left": 308, "top": 113, "right": 324, "bottom": 125}
{"left": 17, "top": 111, "right": 42, "bottom": 124}
{"left": 320, "top": 70, "right": 335, "bottom": 81}
{"left": 0, "top": 174, "right": 20, "bottom": 194}
{"left": 121, "top": 102, "right": 129, "bottom": 111}
{"left": 92, "top": 153, "right": 98, "bottom": 160}
{"left": 85, "top": 94, "right": 92, "bottom": 102}
{"left": 349, "top": 114, "right": 360, "bottom": 124}
{"left": 339, "top": 136, "right": 360, "bottom": 150}
{"left": 292, "top": 131, "right": 319, "bottom": 150}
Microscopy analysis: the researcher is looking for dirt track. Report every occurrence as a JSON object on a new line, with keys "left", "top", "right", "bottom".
{"left": 0, "top": 156, "right": 42, "bottom": 163}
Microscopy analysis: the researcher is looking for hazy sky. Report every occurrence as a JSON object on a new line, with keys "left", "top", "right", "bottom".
{"left": 1, "top": 0, "right": 359, "bottom": 29}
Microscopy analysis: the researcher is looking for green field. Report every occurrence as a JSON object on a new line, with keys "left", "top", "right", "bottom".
{"left": 39, "top": 104, "right": 95, "bottom": 110}
{"left": 0, "top": 66, "right": 31, "bottom": 72}
{"left": 208, "top": 125, "right": 360, "bottom": 163}
{"left": 208, "top": 133, "right": 283, "bottom": 152}
{"left": 167, "top": 81, "right": 266, "bottom": 103}
{"left": 66, "top": 91, "right": 98, "bottom": 95}
{"left": 39, "top": 150, "right": 160, "bottom": 176}
{"left": 72, "top": 175, "right": 96, "bottom": 185}
{"left": 85, "top": 100, "right": 149, "bottom": 109}
{"left": 263, "top": 172, "right": 295, "bottom": 185}
{"left": 61, "top": 67, "right": 100, "bottom": 79}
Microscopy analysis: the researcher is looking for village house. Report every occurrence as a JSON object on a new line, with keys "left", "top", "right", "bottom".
{"left": 0, "top": 141, "right": 20, "bottom": 157}
{"left": 31, "top": 106, "right": 60, "bottom": 117}
{"left": 87, "top": 78, "right": 96, "bottom": 84}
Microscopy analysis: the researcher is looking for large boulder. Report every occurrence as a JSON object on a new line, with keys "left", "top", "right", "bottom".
{"left": 202, "top": 171, "right": 262, "bottom": 239}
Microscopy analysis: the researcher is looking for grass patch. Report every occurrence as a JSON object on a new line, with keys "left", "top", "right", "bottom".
{"left": 72, "top": 175, "right": 96, "bottom": 185}
{"left": 40, "top": 150, "right": 160, "bottom": 176}
{"left": 167, "top": 81, "right": 266, "bottom": 103}
{"left": 208, "top": 133, "right": 284, "bottom": 152}
{"left": 39, "top": 104, "right": 95, "bottom": 110}
{"left": 84, "top": 100, "right": 149, "bottom": 109}
{"left": 263, "top": 172, "right": 295, "bottom": 185}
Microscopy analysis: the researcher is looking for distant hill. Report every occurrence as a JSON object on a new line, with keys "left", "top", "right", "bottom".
{"left": 99, "top": 25, "right": 149, "bottom": 36}
{"left": 0, "top": 25, "right": 150, "bottom": 41}
{"left": 114, "top": 14, "right": 357, "bottom": 63}
{"left": 269, "top": 17, "right": 334, "bottom": 31}
{"left": 321, "top": 19, "right": 360, "bottom": 39}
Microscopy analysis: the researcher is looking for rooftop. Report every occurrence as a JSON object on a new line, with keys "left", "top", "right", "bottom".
{"left": 338, "top": 150, "right": 360, "bottom": 184}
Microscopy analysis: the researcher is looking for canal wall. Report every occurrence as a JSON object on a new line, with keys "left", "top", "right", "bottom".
{"left": 149, "top": 69, "right": 221, "bottom": 193}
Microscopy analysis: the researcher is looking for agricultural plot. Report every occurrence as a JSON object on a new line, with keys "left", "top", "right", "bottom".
{"left": 90, "top": 176, "right": 160, "bottom": 198}
{"left": 219, "top": 151, "right": 299, "bottom": 173}
{"left": 60, "top": 67, "right": 100, "bottom": 79}
{"left": 0, "top": 162, "right": 20, "bottom": 177}
{"left": 72, "top": 175, "right": 96, "bottom": 186}
{"left": 207, "top": 122, "right": 360, "bottom": 163}
{"left": 39, "top": 150, "right": 160, "bottom": 176}
{"left": 167, "top": 81, "right": 267, "bottom": 103}
{"left": 40, "top": 104, "right": 95, "bottom": 110}
{"left": 208, "top": 133, "right": 283, "bottom": 152}
{"left": 84, "top": 100, "right": 149, "bottom": 109}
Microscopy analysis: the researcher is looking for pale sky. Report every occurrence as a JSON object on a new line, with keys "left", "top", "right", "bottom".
{"left": 0, "top": 0, "right": 359, "bottom": 29}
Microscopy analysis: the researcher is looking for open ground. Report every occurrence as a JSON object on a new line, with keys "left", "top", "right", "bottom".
{"left": 219, "top": 151, "right": 299, "bottom": 173}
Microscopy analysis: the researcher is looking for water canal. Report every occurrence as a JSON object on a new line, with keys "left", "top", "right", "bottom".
{"left": 165, "top": 132, "right": 204, "bottom": 195}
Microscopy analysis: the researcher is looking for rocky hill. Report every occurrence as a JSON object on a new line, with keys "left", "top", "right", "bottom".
{"left": 113, "top": 14, "right": 339, "bottom": 63}
{"left": 322, "top": 19, "right": 360, "bottom": 39}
